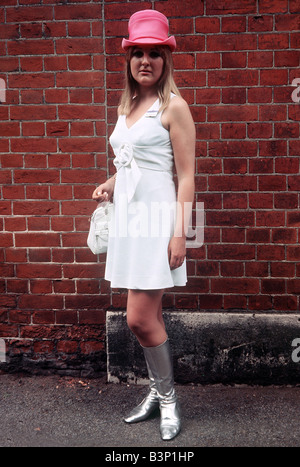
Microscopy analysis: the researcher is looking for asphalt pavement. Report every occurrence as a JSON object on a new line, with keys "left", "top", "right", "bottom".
{"left": 0, "top": 373, "right": 299, "bottom": 449}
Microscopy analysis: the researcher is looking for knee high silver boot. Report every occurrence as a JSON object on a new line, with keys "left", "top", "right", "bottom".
{"left": 124, "top": 356, "right": 159, "bottom": 424}
{"left": 143, "top": 339, "right": 181, "bottom": 441}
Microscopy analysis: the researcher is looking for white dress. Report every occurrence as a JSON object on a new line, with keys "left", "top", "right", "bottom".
{"left": 104, "top": 95, "right": 187, "bottom": 290}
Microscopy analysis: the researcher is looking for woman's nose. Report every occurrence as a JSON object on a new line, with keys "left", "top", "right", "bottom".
{"left": 141, "top": 53, "right": 150, "bottom": 65}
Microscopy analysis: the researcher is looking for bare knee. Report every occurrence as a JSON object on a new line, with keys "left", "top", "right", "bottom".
{"left": 126, "top": 289, "right": 166, "bottom": 345}
{"left": 127, "top": 313, "right": 149, "bottom": 339}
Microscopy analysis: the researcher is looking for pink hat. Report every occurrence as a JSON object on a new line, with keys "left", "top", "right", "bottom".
{"left": 122, "top": 10, "right": 176, "bottom": 52}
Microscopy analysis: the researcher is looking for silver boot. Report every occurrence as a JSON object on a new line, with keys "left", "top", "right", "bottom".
{"left": 124, "top": 361, "right": 159, "bottom": 423}
{"left": 143, "top": 339, "right": 181, "bottom": 441}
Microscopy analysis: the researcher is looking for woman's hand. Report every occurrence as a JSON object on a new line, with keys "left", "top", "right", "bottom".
{"left": 92, "top": 176, "right": 115, "bottom": 203}
{"left": 168, "top": 236, "right": 186, "bottom": 270}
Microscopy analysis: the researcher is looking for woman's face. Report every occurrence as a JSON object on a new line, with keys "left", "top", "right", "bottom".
{"left": 130, "top": 46, "right": 164, "bottom": 89}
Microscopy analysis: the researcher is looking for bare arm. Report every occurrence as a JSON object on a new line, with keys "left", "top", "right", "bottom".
{"left": 162, "top": 97, "right": 196, "bottom": 269}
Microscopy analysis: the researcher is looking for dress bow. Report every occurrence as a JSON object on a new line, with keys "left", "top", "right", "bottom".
{"left": 113, "top": 142, "right": 142, "bottom": 202}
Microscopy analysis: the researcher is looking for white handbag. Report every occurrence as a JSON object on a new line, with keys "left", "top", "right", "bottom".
{"left": 87, "top": 201, "right": 114, "bottom": 254}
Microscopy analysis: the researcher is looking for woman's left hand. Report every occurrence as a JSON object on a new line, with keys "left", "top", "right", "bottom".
{"left": 168, "top": 236, "right": 186, "bottom": 270}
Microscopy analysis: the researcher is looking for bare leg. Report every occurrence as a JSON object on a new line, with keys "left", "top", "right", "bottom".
{"left": 157, "top": 299, "right": 165, "bottom": 332}
{"left": 126, "top": 289, "right": 166, "bottom": 347}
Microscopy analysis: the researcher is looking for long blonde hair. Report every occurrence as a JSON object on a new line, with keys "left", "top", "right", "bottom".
{"left": 119, "top": 46, "right": 181, "bottom": 116}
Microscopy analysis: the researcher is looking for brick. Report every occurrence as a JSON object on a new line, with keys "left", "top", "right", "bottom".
{"left": 58, "top": 137, "right": 105, "bottom": 153}
{"left": 208, "top": 175, "right": 257, "bottom": 191}
{"left": 58, "top": 105, "right": 105, "bottom": 120}
{"left": 246, "top": 228, "right": 271, "bottom": 243}
{"left": 56, "top": 38, "right": 103, "bottom": 55}
{"left": 206, "top": 211, "right": 254, "bottom": 227}
{"left": 275, "top": 14, "right": 300, "bottom": 31}
{"left": 287, "top": 280, "right": 300, "bottom": 294}
{"left": 175, "top": 36, "right": 205, "bottom": 52}
{"left": 248, "top": 123, "right": 272, "bottom": 139}
{"left": 290, "top": 32, "right": 300, "bottom": 48}
{"left": 30, "top": 279, "right": 52, "bottom": 294}
{"left": 258, "top": 0, "right": 288, "bottom": 13}
{"left": 209, "top": 69, "right": 258, "bottom": 86}
{"left": 222, "top": 123, "right": 246, "bottom": 139}
{"left": 207, "top": 244, "right": 255, "bottom": 260}
{"left": 248, "top": 15, "right": 273, "bottom": 32}
{"left": 259, "top": 105, "right": 287, "bottom": 121}
{"left": 248, "top": 51, "right": 273, "bottom": 68}
{"left": 55, "top": 4, "right": 102, "bottom": 21}
{"left": 248, "top": 295, "right": 273, "bottom": 311}
{"left": 221, "top": 228, "right": 245, "bottom": 243}
{"left": 19, "top": 295, "right": 63, "bottom": 310}
{"left": 256, "top": 211, "right": 285, "bottom": 227}
{"left": 223, "top": 193, "right": 247, "bottom": 209}
{"left": 78, "top": 309, "right": 107, "bottom": 324}
{"left": 208, "top": 105, "right": 258, "bottom": 122}
{"left": 259, "top": 175, "right": 286, "bottom": 191}
{"left": 258, "top": 33, "right": 289, "bottom": 49}
{"left": 211, "top": 278, "right": 259, "bottom": 294}
{"left": 257, "top": 245, "right": 285, "bottom": 260}
{"left": 259, "top": 140, "right": 287, "bottom": 157}
{"left": 195, "top": 17, "right": 220, "bottom": 33}
{"left": 7, "top": 40, "right": 54, "bottom": 55}
{"left": 275, "top": 51, "right": 300, "bottom": 67}
{"left": 10, "top": 73, "right": 55, "bottom": 89}
{"left": 272, "top": 228, "right": 297, "bottom": 243}
{"left": 287, "top": 246, "right": 300, "bottom": 261}
{"left": 260, "top": 69, "right": 289, "bottom": 86}
{"left": 207, "top": 34, "right": 257, "bottom": 51}
{"left": 16, "top": 263, "right": 62, "bottom": 279}
{"left": 222, "top": 17, "right": 246, "bottom": 33}
{"left": 224, "top": 295, "right": 247, "bottom": 310}
{"left": 32, "top": 310, "right": 55, "bottom": 324}
{"left": 290, "top": 0, "right": 300, "bottom": 12}
{"left": 287, "top": 212, "right": 300, "bottom": 227}
{"left": 275, "top": 158, "right": 299, "bottom": 174}
{"left": 57, "top": 341, "right": 78, "bottom": 354}
{"left": 273, "top": 296, "right": 297, "bottom": 311}
{"left": 222, "top": 52, "right": 247, "bottom": 69}
{"left": 206, "top": 0, "right": 257, "bottom": 15}
{"left": 274, "top": 193, "right": 298, "bottom": 209}
{"left": 56, "top": 72, "right": 103, "bottom": 88}
{"left": 196, "top": 53, "right": 221, "bottom": 71}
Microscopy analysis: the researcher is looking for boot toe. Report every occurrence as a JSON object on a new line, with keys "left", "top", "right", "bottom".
{"left": 160, "top": 424, "right": 181, "bottom": 441}
{"left": 124, "top": 399, "right": 159, "bottom": 424}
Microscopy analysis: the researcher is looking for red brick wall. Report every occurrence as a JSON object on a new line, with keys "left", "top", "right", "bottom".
{"left": 0, "top": 0, "right": 299, "bottom": 375}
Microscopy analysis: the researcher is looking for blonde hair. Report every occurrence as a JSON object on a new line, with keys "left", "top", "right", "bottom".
{"left": 119, "top": 46, "right": 181, "bottom": 116}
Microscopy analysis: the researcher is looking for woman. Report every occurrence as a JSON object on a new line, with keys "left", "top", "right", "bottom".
{"left": 92, "top": 10, "right": 195, "bottom": 441}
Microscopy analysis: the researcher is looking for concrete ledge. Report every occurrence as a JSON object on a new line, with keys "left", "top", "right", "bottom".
{"left": 106, "top": 311, "right": 300, "bottom": 385}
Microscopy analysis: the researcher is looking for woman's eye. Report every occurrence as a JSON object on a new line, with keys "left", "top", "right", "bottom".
{"left": 133, "top": 51, "right": 143, "bottom": 58}
{"left": 150, "top": 51, "right": 161, "bottom": 59}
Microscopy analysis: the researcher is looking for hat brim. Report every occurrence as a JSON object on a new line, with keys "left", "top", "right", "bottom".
{"left": 122, "top": 36, "right": 176, "bottom": 52}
